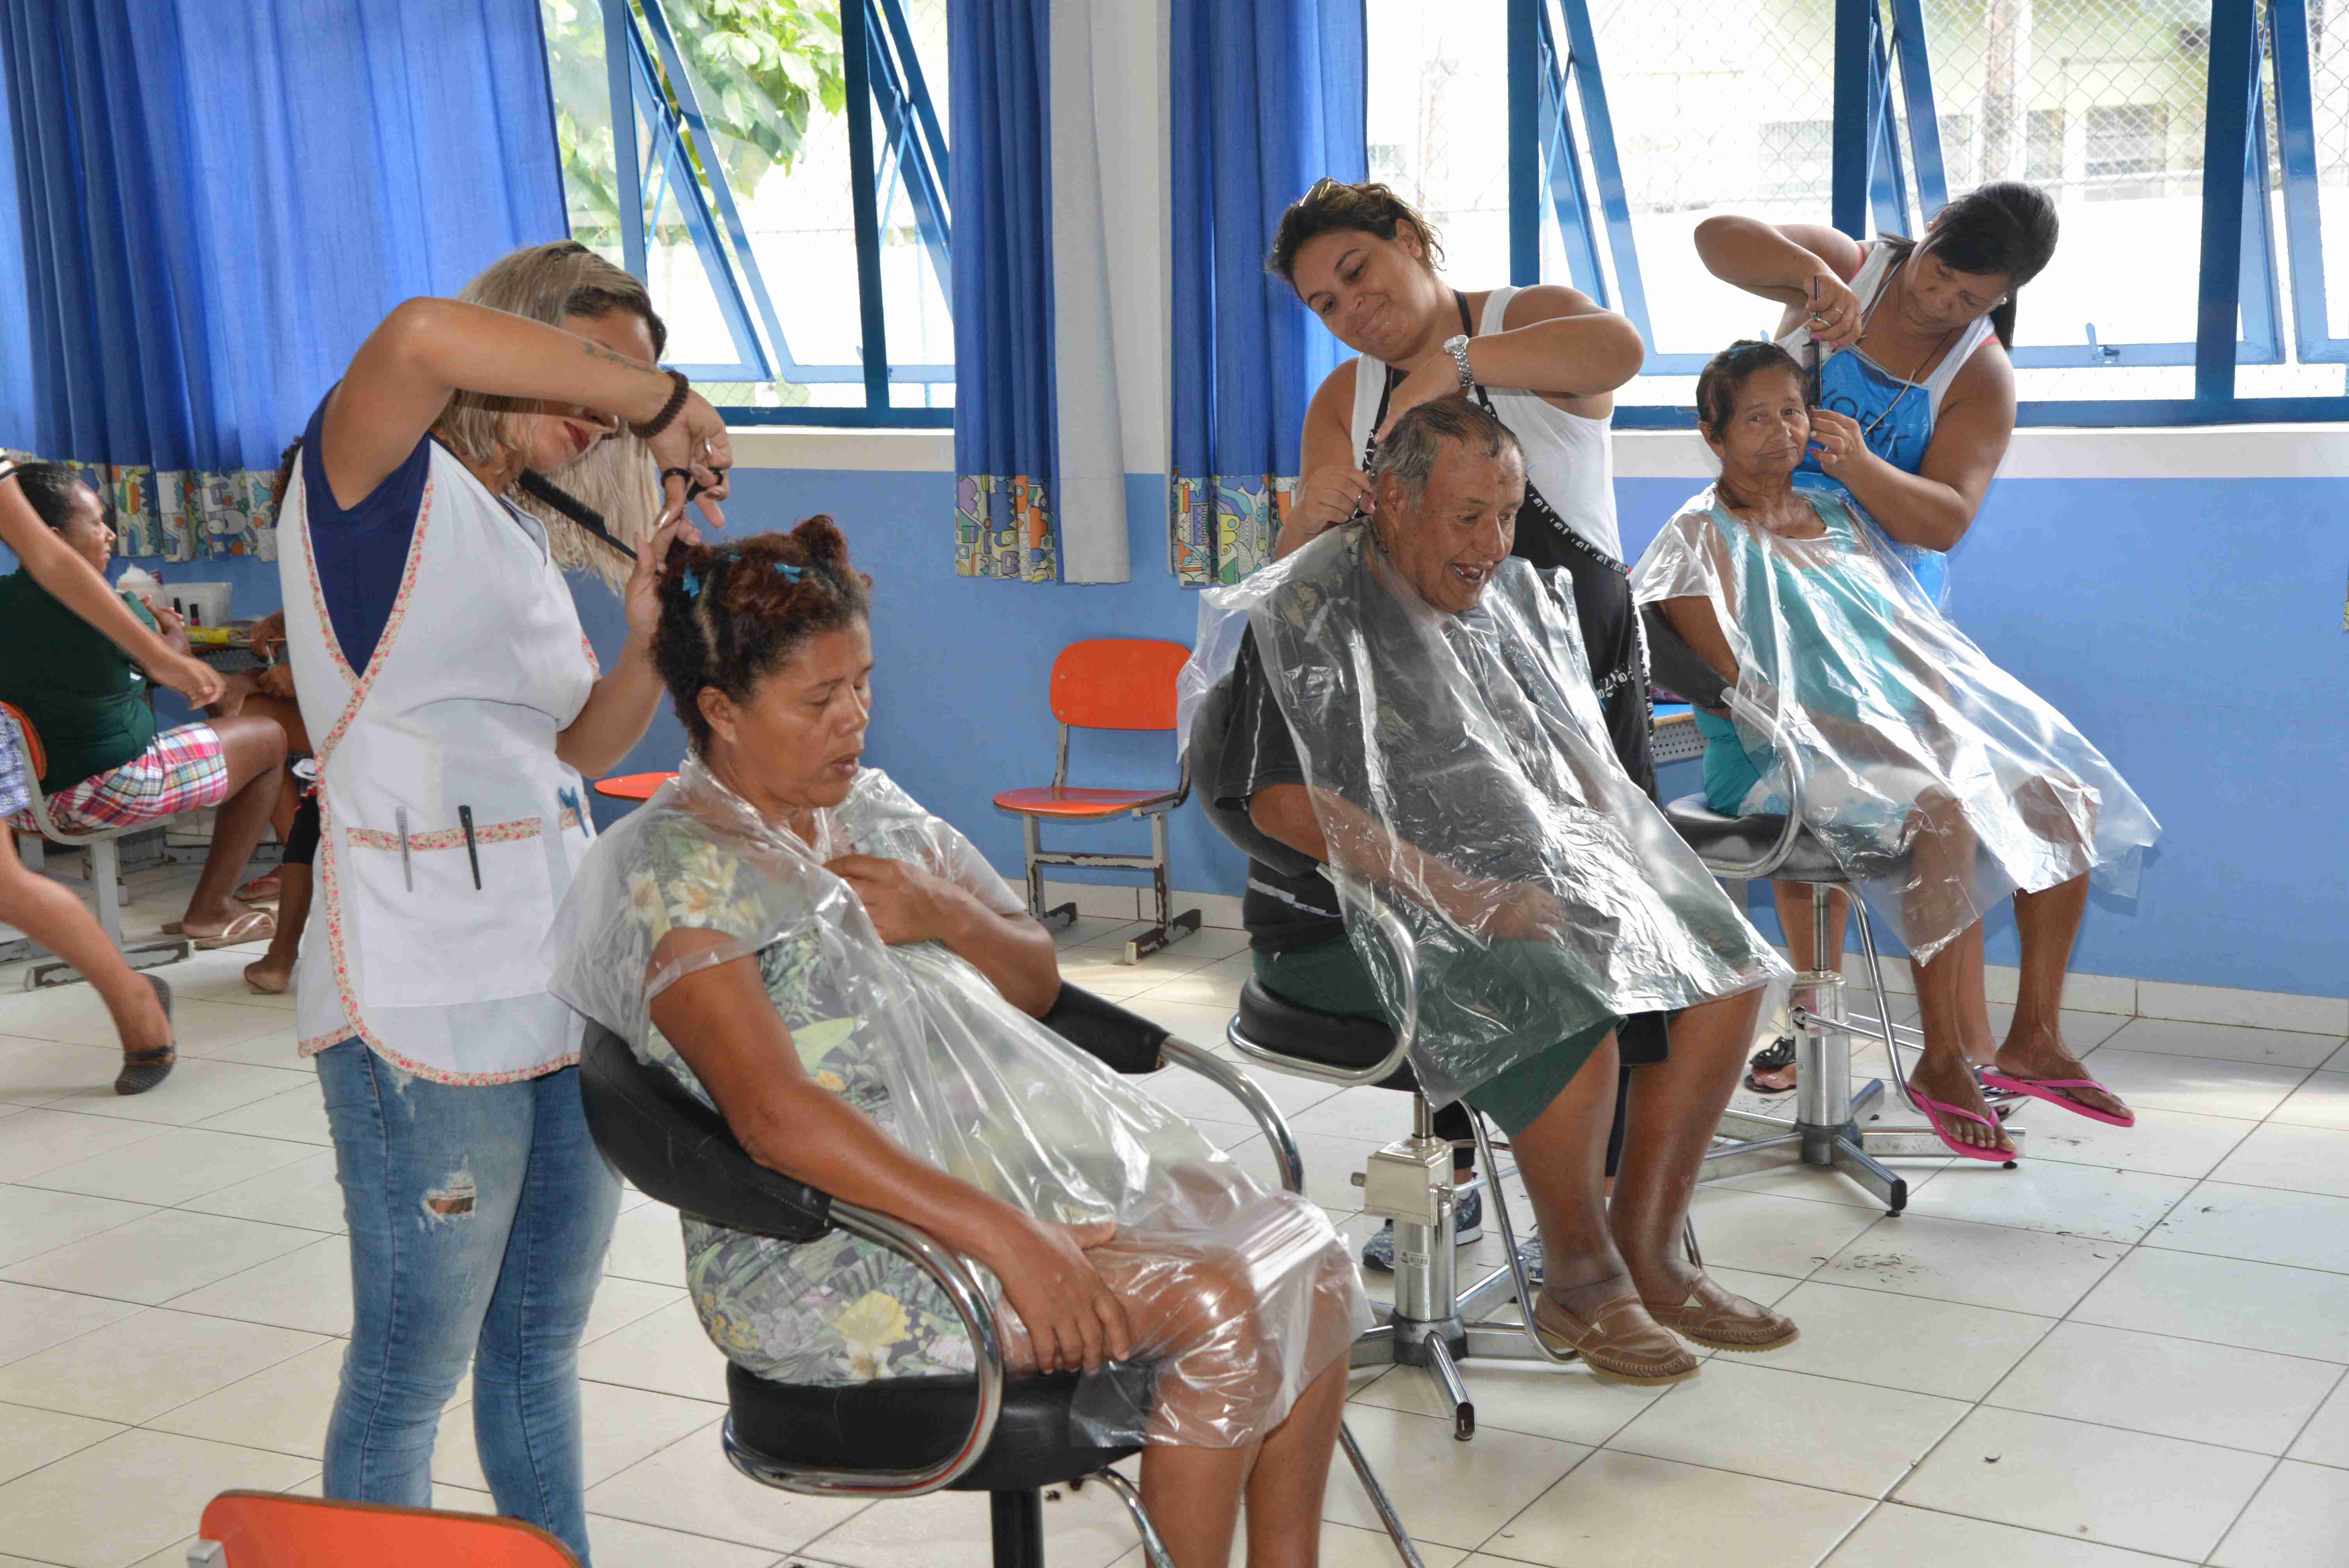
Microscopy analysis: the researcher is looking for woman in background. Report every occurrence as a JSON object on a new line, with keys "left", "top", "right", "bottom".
{"left": 0, "top": 462, "right": 221, "bottom": 1092}
{"left": 0, "top": 463, "right": 289, "bottom": 953}
{"left": 1692, "top": 181, "right": 2058, "bottom": 1092}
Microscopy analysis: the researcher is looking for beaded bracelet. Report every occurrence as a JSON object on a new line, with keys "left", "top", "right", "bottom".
{"left": 629, "top": 368, "right": 692, "bottom": 441}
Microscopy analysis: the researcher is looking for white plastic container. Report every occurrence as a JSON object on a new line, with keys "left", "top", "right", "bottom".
{"left": 170, "top": 582, "right": 233, "bottom": 628}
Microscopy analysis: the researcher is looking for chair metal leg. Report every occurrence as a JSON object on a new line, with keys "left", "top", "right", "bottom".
{"left": 1424, "top": 1333, "right": 1474, "bottom": 1440}
{"left": 1123, "top": 814, "right": 1201, "bottom": 963}
{"left": 92, "top": 839, "right": 122, "bottom": 946}
{"left": 1091, "top": 1467, "right": 1174, "bottom": 1568}
{"left": 1021, "top": 818, "right": 1077, "bottom": 928}
{"left": 1340, "top": 1421, "right": 1430, "bottom": 1568}
{"left": 990, "top": 1489, "right": 1046, "bottom": 1568}
{"left": 24, "top": 838, "right": 191, "bottom": 989}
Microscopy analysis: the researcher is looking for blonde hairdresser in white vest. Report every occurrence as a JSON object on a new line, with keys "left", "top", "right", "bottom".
{"left": 276, "top": 240, "right": 727, "bottom": 1563}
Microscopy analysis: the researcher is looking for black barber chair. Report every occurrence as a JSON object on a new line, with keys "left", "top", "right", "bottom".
{"left": 1640, "top": 605, "right": 2022, "bottom": 1215}
{"left": 1187, "top": 679, "right": 1585, "bottom": 1453}
{"left": 579, "top": 982, "right": 1423, "bottom": 1568}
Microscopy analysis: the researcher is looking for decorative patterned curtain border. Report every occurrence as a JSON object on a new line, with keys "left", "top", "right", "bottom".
{"left": 955, "top": 474, "right": 1058, "bottom": 583}
{"left": 1168, "top": 473, "right": 1295, "bottom": 587}
{"left": 0, "top": 450, "right": 275, "bottom": 563}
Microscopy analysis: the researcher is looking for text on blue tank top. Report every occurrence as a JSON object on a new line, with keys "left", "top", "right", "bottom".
{"left": 1792, "top": 349, "right": 1948, "bottom": 602}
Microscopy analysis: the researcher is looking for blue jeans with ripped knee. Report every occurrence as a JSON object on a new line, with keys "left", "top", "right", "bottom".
{"left": 317, "top": 1038, "right": 622, "bottom": 1563}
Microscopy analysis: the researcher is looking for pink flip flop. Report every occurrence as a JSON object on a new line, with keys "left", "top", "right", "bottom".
{"left": 1980, "top": 1071, "right": 2135, "bottom": 1129}
{"left": 1907, "top": 1089, "right": 2018, "bottom": 1163}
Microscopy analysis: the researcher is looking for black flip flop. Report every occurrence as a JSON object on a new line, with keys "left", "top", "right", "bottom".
{"left": 114, "top": 974, "right": 176, "bottom": 1096}
{"left": 1744, "top": 1035, "right": 1797, "bottom": 1095}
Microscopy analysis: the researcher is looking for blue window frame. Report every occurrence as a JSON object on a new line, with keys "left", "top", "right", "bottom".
{"left": 1500, "top": 0, "right": 2349, "bottom": 427}
{"left": 542, "top": 0, "right": 952, "bottom": 427}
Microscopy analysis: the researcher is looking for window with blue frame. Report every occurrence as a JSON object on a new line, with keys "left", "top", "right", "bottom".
{"left": 1370, "top": 0, "right": 2348, "bottom": 424}
{"left": 539, "top": 0, "right": 950, "bottom": 426}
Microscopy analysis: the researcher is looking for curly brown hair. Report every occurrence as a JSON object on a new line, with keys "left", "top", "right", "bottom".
{"left": 1266, "top": 178, "right": 1445, "bottom": 283}
{"left": 652, "top": 517, "right": 873, "bottom": 749}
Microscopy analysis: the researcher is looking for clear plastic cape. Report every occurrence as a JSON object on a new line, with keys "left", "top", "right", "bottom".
{"left": 1631, "top": 485, "right": 2160, "bottom": 964}
{"left": 546, "top": 760, "right": 1366, "bottom": 1448}
{"left": 1180, "top": 527, "right": 1788, "bottom": 1106}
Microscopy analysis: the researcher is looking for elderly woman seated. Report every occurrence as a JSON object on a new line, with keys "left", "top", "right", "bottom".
{"left": 1191, "top": 399, "right": 1792, "bottom": 1383}
{"left": 0, "top": 463, "right": 288, "bottom": 955}
{"left": 547, "top": 520, "right": 1366, "bottom": 1568}
{"left": 1633, "top": 340, "right": 2160, "bottom": 1160}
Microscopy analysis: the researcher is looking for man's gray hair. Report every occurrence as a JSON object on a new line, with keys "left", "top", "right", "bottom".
{"left": 1372, "top": 397, "right": 1523, "bottom": 502}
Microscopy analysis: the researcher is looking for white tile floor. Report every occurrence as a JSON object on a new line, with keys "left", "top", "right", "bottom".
{"left": 3, "top": 861, "right": 2348, "bottom": 1565}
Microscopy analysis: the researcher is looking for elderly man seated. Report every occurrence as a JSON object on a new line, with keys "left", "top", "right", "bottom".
{"left": 1191, "top": 399, "right": 1793, "bottom": 1382}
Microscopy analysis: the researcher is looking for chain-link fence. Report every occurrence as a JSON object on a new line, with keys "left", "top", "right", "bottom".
{"left": 1367, "top": 0, "right": 2346, "bottom": 404}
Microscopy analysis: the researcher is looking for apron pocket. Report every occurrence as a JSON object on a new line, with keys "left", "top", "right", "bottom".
{"left": 344, "top": 817, "right": 556, "bottom": 1010}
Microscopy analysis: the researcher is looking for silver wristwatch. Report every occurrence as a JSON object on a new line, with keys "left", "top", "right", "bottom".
{"left": 1441, "top": 333, "right": 1474, "bottom": 390}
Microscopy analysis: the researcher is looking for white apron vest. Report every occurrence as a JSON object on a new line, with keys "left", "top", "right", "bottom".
{"left": 278, "top": 443, "right": 601, "bottom": 1084}
{"left": 1349, "top": 285, "right": 1622, "bottom": 561}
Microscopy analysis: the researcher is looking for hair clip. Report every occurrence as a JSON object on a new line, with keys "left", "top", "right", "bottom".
{"left": 680, "top": 568, "right": 702, "bottom": 597}
{"left": 774, "top": 562, "right": 803, "bottom": 584}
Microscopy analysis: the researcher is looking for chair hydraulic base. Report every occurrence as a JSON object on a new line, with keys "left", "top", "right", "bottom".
{"left": 1700, "top": 894, "right": 2019, "bottom": 1215}
{"left": 1344, "top": 1100, "right": 1578, "bottom": 1448}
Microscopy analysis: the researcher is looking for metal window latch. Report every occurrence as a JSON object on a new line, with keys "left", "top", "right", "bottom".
{"left": 2085, "top": 324, "right": 2121, "bottom": 365}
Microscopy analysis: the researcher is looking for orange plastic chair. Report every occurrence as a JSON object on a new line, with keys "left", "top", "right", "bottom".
{"left": 592, "top": 770, "right": 677, "bottom": 802}
{"left": 991, "top": 638, "right": 1201, "bottom": 962}
{"left": 187, "top": 1492, "right": 580, "bottom": 1566}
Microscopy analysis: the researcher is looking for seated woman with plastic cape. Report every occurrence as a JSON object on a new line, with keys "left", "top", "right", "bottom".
{"left": 1633, "top": 340, "right": 2159, "bottom": 1163}
{"left": 1182, "top": 399, "right": 1793, "bottom": 1384}
{"left": 545, "top": 520, "right": 1367, "bottom": 1568}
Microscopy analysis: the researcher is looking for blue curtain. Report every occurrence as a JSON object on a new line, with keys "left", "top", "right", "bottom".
{"left": 0, "top": 0, "right": 566, "bottom": 562}
{"left": 949, "top": 0, "right": 1058, "bottom": 584}
{"left": 1169, "top": 0, "right": 1365, "bottom": 586}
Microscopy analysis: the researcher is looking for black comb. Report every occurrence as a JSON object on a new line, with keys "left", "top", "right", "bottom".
{"left": 516, "top": 469, "right": 637, "bottom": 563}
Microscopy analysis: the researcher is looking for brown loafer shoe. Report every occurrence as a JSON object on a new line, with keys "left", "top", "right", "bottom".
{"left": 1530, "top": 1293, "right": 1700, "bottom": 1384}
{"left": 1644, "top": 1274, "right": 1799, "bottom": 1352}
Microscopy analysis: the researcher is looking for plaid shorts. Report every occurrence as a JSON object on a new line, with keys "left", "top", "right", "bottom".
{"left": 35, "top": 723, "right": 232, "bottom": 834}
{"left": 0, "top": 724, "right": 27, "bottom": 821}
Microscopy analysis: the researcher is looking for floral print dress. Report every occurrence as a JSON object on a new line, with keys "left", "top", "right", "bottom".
{"left": 623, "top": 789, "right": 1025, "bottom": 1384}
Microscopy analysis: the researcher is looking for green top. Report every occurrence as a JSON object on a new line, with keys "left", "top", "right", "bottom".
{"left": 0, "top": 570, "right": 161, "bottom": 794}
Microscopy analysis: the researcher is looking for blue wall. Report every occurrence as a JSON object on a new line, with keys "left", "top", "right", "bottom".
{"left": 27, "top": 464, "right": 2331, "bottom": 999}
{"left": 583, "top": 465, "right": 2342, "bottom": 1001}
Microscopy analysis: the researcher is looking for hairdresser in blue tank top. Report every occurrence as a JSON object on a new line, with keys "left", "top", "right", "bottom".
{"left": 1693, "top": 183, "right": 2059, "bottom": 606}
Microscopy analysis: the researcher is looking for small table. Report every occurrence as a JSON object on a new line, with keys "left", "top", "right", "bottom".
{"left": 190, "top": 625, "right": 267, "bottom": 676}
{"left": 593, "top": 772, "right": 677, "bottom": 802}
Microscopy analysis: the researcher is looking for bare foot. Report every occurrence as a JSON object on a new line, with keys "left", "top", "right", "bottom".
{"left": 1995, "top": 1020, "right": 2131, "bottom": 1121}
{"left": 242, "top": 957, "right": 291, "bottom": 994}
{"left": 179, "top": 898, "right": 271, "bottom": 944}
{"left": 1907, "top": 1048, "right": 2015, "bottom": 1155}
